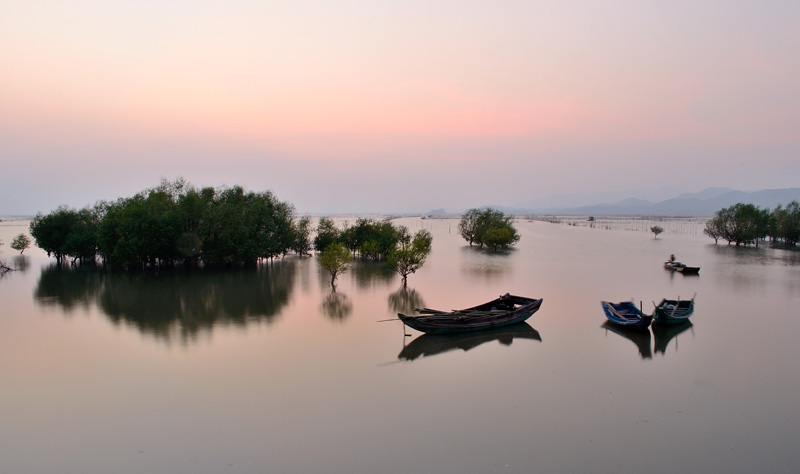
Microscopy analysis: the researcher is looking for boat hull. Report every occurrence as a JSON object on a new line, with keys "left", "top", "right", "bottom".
{"left": 398, "top": 294, "right": 543, "bottom": 334}
{"left": 665, "top": 261, "right": 700, "bottom": 274}
{"left": 653, "top": 298, "right": 694, "bottom": 324}
{"left": 601, "top": 301, "right": 652, "bottom": 328}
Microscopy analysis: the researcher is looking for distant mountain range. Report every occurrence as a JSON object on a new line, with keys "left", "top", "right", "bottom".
{"left": 477, "top": 187, "right": 800, "bottom": 216}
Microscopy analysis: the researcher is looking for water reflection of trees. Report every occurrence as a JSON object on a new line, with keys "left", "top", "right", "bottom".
{"left": 320, "top": 289, "right": 352, "bottom": 322}
{"left": 12, "top": 255, "right": 30, "bottom": 272}
{"left": 459, "top": 246, "right": 513, "bottom": 279}
{"left": 387, "top": 287, "right": 425, "bottom": 315}
{"left": 711, "top": 243, "right": 800, "bottom": 266}
{"left": 34, "top": 260, "right": 296, "bottom": 342}
{"left": 350, "top": 260, "right": 396, "bottom": 289}
{"left": 34, "top": 263, "right": 104, "bottom": 312}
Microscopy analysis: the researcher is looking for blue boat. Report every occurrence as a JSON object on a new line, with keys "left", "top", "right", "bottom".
{"left": 601, "top": 301, "right": 653, "bottom": 328}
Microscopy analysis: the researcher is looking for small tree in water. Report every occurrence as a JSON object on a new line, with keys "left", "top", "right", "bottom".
{"left": 458, "top": 208, "right": 520, "bottom": 249}
{"left": 318, "top": 242, "right": 353, "bottom": 287}
{"left": 651, "top": 226, "right": 664, "bottom": 239}
{"left": 10, "top": 234, "right": 32, "bottom": 254}
{"left": 387, "top": 228, "right": 432, "bottom": 287}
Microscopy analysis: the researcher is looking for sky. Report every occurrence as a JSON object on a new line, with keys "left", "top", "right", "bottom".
{"left": 2, "top": 0, "right": 799, "bottom": 215}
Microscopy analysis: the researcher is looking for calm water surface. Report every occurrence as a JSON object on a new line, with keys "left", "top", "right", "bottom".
{"left": 2, "top": 217, "right": 799, "bottom": 473}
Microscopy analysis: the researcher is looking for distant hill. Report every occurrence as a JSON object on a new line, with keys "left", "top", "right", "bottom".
{"left": 486, "top": 187, "right": 800, "bottom": 216}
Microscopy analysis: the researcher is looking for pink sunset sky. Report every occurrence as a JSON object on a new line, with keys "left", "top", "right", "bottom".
{"left": 2, "top": 0, "right": 799, "bottom": 214}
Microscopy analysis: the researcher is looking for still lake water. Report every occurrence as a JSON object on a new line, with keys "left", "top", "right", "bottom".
{"left": 2, "top": 216, "right": 800, "bottom": 474}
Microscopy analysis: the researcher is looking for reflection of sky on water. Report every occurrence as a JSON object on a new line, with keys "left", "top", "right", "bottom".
{"left": 5, "top": 216, "right": 800, "bottom": 473}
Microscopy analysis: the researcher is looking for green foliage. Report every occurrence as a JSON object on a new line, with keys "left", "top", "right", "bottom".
{"left": 704, "top": 202, "right": 780, "bottom": 247}
{"left": 483, "top": 227, "right": 516, "bottom": 250}
{"left": 650, "top": 226, "right": 664, "bottom": 239}
{"left": 457, "top": 208, "right": 481, "bottom": 245}
{"left": 30, "top": 205, "right": 99, "bottom": 263}
{"left": 387, "top": 228, "right": 433, "bottom": 286}
{"left": 98, "top": 190, "right": 181, "bottom": 267}
{"left": 314, "top": 217, "right": 341, "bottom": 252}
{"left": 458, "top": 208, "right": 520, "bottom": 250}
{"left": 769, "top": 201, "right": 800, "bottom": 246}
{"left": 194, "top": 186, "right": 296, "bottom": 265}
{"left": 291, "top": 216, "right": 313, "bottom": 256}
{"left": 703, "top": 218, "right": 724, "bottom": 244}
{"left": 341, "top": 218, "right": 401, "bottom": 259}
{"left": 10, "top": 234, "right": 32, "bottom": 254}
{"left": 313, "top": 217, "right": 403, "bottom": 261}
{"left": 318, "top": 242, "right": 353, "bottom": 286}
{"left": 359, "top": 240, "right": 382, "bottom": 261}
{"left": 35, "top": 178, "right": 299, "bottom": 268}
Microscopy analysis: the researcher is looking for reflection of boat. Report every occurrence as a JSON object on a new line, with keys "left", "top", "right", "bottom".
{"left": 653, "top": 320, "right": 693, "bottom": 355}
{"left": 399, "top": 323, "right": 541, "bottom": 361}
{"left": 653, "top": 296, "right": 695, "bottom": 324}
{"left": 601, "top": 321, "right": 652, "bottom": 359}
{"left": 664, "top": 261, "right": 700, "bottom": 274}
{"left": 601, "top": 301, "right": 652, "bottom": 328}
{"left": 398, "top": 293, "right": 542, "bottom": 334}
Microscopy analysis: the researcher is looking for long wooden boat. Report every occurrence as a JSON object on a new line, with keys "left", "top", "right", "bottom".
{"left": 398, "top": 293, "right": 543, "bottom": 334}
{"left": 601, "top": 301, "right": 653, "bottom": 328}
{"left": 653, "top": 296, "right": 695, "bottom": 324}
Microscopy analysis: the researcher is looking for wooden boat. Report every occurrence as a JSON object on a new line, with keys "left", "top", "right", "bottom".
{"left": 398, "top": 293, "right": 543, "bottom": 334}
{"left": 398, "top": 322, "right": 541, "bottom": 360}
{"left": 601, "top": 301, "right": 653, "bottom": 328}
{"left": 653, "top": 296, "right": 695, "bottom": 324}
{"left": 664, "top": 261, "right": 700, "bottom": 274}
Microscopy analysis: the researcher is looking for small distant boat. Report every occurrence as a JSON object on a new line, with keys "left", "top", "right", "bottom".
{"left": 601, "top": 301, "right": 653, "bottom": 328}
{"left": 664, "top": 261, "right": 700, "bottom": 274}
{"left": 398, "top": 293, "right": 543, "bottom": 334}
{"left": 653, "top": 296, "right": 695, "bottom": 325}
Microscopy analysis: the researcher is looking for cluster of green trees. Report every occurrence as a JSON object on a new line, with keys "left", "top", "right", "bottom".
{"left": 30, "top": 179, "right": 309, "bottom": 268}
{"left": 313, "top": 217, "right": 433, "bottom": 287}
{"left": 457, "top": 208, "right": 520, "bottom": 250}
{"left": 704, "top": 201, "right": 800, "bottom": 247}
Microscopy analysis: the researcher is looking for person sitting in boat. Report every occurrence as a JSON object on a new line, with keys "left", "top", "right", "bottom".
{"left": 669, "top": 254, "right": 676, "bottom": 262}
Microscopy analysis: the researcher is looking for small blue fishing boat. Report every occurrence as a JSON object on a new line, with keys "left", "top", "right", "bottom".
{"left": 601, "top": 301, "right": 653, "bottom": 328}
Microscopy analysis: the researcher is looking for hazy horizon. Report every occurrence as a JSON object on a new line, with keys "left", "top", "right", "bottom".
{"left": 3, "top": 1, "right": 799, "bottom": 215}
